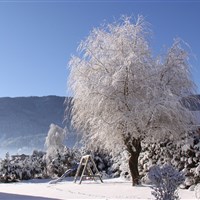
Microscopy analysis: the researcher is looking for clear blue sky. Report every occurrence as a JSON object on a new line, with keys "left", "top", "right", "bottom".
{"left": 0, "top": 0, "right": 199, "bottom": 97}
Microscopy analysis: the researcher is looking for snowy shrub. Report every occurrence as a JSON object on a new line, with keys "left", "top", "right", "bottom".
{"left": 93, "top": 152, "right": 112, "bottom": 174}
{"left": 80, "top": 144, "right": 131, "bottom": 179}
{"left": 139, "top": 133, "right": 200, "bottom": 189}
{"left": 148, "top": 164, "right": 185, "bottom": 200}
{"left": 0, "top": 147, "right": 81, "bottom": 182}
{"left": 0, "top": 153, "right": 18, "bottom": 183}
{"left": 107, "top": 150, "right": 130, "bottom": 179}
{"left": 0, "top": 150, "right": 47, "bottom": 182}
{"left": 30, "top": 150, "right": 47, "bottom": 178}
{"left": 46, "top": 147, "right": 80, "bottom": 178}
{"left": 79, "top": 146, "right": 113, "bottom": 177}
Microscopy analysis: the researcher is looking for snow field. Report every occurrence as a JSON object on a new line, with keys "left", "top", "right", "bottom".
{"left": 0, "top": 178, "right": 197, "bottom": 200}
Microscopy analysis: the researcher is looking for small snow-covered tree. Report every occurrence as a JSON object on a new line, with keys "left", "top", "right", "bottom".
{"left": 45, "top": 124, "right": 66, "bottom": 164}
{"left": 68, "top": 16, "right": 197, "bottom": 185}
{"left": 148, "top": 164, "right": 185, "bottom": 200}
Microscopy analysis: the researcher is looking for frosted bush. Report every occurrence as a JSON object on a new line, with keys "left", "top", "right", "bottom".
{"left": 148, "top": 164, "right": 185, "bottom": 200}
{"left": 0, "top": 150, "right": 47, "bottom": 182}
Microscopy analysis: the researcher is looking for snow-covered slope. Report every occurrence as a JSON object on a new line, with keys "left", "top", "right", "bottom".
{"left": 0, "top": 96, "right": 75, "bottom": 156}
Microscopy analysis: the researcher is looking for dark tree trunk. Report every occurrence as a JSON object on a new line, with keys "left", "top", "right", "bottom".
{"left": 125, "top": 137, "right": 142, "bottom": 186}
{"left": 129, "top": 148, "right": 140, "bottom": 186}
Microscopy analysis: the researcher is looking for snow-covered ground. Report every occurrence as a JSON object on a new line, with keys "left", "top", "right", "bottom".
{"left": 0, "top": 178, "right": 197, "bottom": 200}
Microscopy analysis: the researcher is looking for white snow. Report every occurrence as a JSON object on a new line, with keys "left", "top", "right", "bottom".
{"left": 0, "top": 178, "right": 197, "bottom": 200}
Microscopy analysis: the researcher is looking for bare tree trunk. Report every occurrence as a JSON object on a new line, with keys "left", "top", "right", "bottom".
{"left": 125, "top": 138, "right": 141, "bottom": 186}
{"left": 129, "top": 149, "right": 140, "bottom": 186}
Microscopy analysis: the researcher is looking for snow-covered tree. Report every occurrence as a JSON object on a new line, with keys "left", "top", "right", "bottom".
{"left": 148, "top": 164, "right": 185, "bottom": 200}
{"left": 68, "top": 16, "right": 198, "bottom": 185}
{"left": 45, "top": 124, "right": 66, "bottom": 165}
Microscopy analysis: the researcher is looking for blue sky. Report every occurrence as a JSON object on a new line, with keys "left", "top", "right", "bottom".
{"left": 0, "top": 1, "right": 199, "bottom": 97}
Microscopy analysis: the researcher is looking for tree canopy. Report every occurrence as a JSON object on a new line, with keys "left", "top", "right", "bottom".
{"left": 68, "top": 16, "right": 197, "bottom": 154}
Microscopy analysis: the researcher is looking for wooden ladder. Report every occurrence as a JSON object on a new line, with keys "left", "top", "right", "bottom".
{"left": 74, "top": 155, "right": 103, "bottom": 184}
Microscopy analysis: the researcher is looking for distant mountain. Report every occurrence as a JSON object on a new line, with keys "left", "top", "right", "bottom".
{"left": 181, "top": 95, "right": 200, "bottom": 125}
{"left": 0, "top": 96, "right": 76, "bottom": 156}
{"left": 181, "top": 95, "right": 200, "bottom": 111}
{"left": 0, "top": 94, "right": 199, "bottom": 157}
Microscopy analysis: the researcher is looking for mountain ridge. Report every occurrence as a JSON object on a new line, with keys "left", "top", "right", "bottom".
{"left": 0, "top": 95, "right": 74, "bottom": 156}
{"left": 0, "top": 95, "right": 199, "bottom": 157}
